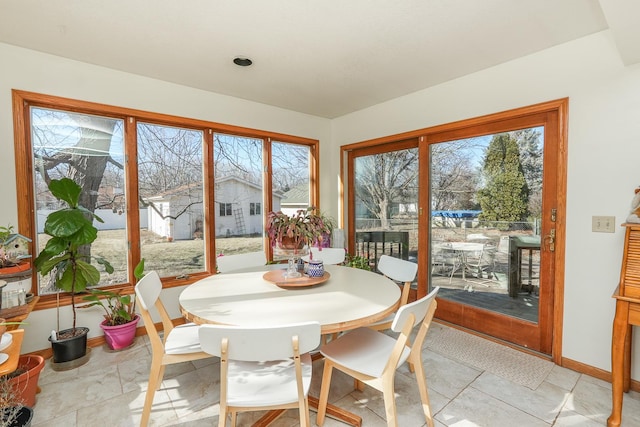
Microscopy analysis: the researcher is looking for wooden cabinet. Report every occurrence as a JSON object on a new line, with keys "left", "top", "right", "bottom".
{"left": 608, "top": 223, "right": 640, "bottom": 427}
{"left": 617, "top": 223, "right": 640, "bottom": 298}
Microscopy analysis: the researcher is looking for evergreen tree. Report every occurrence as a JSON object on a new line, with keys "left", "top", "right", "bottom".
{"left": 477, "top": 133, "right": 529, "bottom": 228}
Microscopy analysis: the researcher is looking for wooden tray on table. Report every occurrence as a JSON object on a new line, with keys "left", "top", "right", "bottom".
{"left": 262, "top": 270, "right": 330, "bottom": 288}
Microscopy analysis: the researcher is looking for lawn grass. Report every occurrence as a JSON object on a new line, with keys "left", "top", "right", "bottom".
{"left": 37, "top": 229, "right": 264, "bottom": 291}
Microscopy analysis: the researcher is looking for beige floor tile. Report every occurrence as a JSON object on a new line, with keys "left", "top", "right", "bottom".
{"left": 436, "top": 387, "right": 549, "bottom": 426}
{"left": 471, "top": 371, "right": 569, "bottom": 423}
{"left": 28, "top": 323, "right": 640, "bottom": 427}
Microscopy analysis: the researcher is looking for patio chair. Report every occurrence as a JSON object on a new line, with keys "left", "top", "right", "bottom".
{"left": 316, "top": 287, "right": 439, "bottom": 427}
{"left": 465, "top": 244, "right": 497, "bottom": 286}
{"left": 216, "top": 251, "right": 267, "bottom": 273}
{"left": 431, "top": 242, "right": 462, "bottom": 279}
{"left": 199, "top": 322, "right": 321, "bottom": 427}
{"left": 135, "top": 271, "right": 212, "bottom": 427}
{"left": 368, "top": 254, "right": 418, "bottom": 331}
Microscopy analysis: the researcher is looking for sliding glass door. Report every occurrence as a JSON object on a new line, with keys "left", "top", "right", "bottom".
{"left": 345, "top": 100, "right": 567, "bottom": 356}
{"left": 348, "top": 139, "right": 419, "bottom": 271}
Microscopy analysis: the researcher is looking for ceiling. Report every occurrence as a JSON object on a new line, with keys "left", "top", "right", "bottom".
{"left": 0, "top": 1, "right": 638, "bottom": 119}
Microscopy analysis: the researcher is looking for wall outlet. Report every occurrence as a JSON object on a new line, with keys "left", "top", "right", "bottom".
{"left": 592, "top": 216, "right": 615, "bottom": 233}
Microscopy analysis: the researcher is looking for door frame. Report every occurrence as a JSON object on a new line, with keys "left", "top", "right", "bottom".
{"left": 341, "top": 99, "right": 567, "bottom": 363}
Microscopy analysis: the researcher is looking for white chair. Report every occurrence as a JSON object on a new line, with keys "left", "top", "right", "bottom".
{"left": 464, "top": 244, "right": 497, "bottom": 290}
{"left": 216, "top": 251, "right": 267, "bottom": 273}
{"left": 369, "top": 254, "right": 418, "bottom": 331}
{"left": 301, "top": 247, "right": 345, "bottom": 265}
{"left": 135, "top": 271, "right": 212, "bottom": 427}
{"left": 199, "top": 322, "right": 321, "bottom": 427}
{"left": 317, "top": 287, "right": 440, "bottom": 427}
{"left": 431, "top": 242, "right": 462, "bottom": 279}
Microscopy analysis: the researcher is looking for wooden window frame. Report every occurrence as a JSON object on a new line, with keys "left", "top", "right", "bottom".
{"left": 12, "top": 90, "right": 320, "bottom": 310}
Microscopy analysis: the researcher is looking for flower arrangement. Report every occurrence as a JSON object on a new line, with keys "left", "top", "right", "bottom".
{"left": 266, "top": 207, "right": 333, "bottom": 250}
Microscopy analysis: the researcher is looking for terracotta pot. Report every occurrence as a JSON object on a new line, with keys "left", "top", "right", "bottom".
{"left": 0, "top": 262, "right": 31, "bottom": 277}
{"left": 100, "top": 315, "right": 140, "bottom": 350}
{"left": 8, "top": 355, "right": 45, "bottom": 407}
{"left": 278, "top": 236, "right": 304, "bottom": 250}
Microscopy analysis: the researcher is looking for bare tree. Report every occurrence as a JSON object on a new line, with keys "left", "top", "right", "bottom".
{"left": 430, "top": 140, "right": 479, "bottom": 210}
{"left": 32, "top": 109, "right": 120, "bottom": 212}
{"left": 355, "top": 149, "right": 418, "bottom": 229}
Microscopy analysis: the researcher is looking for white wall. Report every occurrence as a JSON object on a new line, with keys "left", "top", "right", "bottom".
{"left": 332, "top": 30, "right": 640, "bottom": 376}
{"left": 0, "top": 42, "right": 331, "bottom": 353}
{"left": 3, "top": 29, "right": 639, "bottom": 379}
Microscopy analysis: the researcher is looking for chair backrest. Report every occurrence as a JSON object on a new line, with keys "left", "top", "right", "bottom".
{"left": 216, "top": 251, "right": 267, "bottom": 273}
{"left": 135, "top": 271, "right": 175, "bottom": 350}
{"left": 377, "top": 255, "right": 417, "bottom": 283}
{"left": 377, "top": 255, "right": 418, "bottom": 306}
{"left": 391, "top": 286, "right": 440, "bottom": 333}
{"left": 498, "top": 235, "right": 510, "bottom": 254}
{"left": 466, "top": 233, "right": 489, "bottom": 242}
{"left": 305, "top": 247, "right": 345, "bottom": 265}
{"left": 381, "top": 287, "right": 439, "bottom": 375}
{"left": 480, "top": 244, "right": 497, "bottom": 263}
{"left": 199, "top": 322, "right": 321, "bottom": 361}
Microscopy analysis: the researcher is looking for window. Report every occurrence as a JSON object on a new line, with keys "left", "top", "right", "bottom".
{"left": 137, "top": 123, "right": 205, "bottom": 278}
{"left": 29, "top": 107, "right": 127, "bottom": 292}
{"left": 250, "top": 202, "right": 261, "bottom": 215}
{"left": 12, "top": 90, "right": 320, "bottom": 302}
{"left": 219, "top": 203, "right": 233, "bottom": 217}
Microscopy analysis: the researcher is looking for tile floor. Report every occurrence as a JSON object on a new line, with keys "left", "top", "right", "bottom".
{"left": 29, "top": 322, "right": 640, "bottom": 427}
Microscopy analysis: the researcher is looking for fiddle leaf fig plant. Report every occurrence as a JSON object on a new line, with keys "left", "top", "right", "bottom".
{"left": 34, "top": 178, "right": 113, "bottom": 333}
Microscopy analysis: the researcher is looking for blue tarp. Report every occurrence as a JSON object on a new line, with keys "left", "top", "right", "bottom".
{"left": 431, "top": 210, "right": 481, "bottom": 218}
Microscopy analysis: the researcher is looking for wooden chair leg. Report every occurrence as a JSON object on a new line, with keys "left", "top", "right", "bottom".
{"left": 316, "top": 361, "right": 334, "bottom": 426}
{"left": 301, "top": 396, "right": 310, "bottom": 427}
{"left": 141, "top": 360, "right": 162, "bottom": 427}
{"left": 217, "top": 408, "right": 227, "bottom": 427}
{"left": 412, "top": 356, "right": 434, "bottom": 427}
{"left": 381, "top": 377, "right": 399, "bottom": 427}
{"left": 156, "top": 365, "right": 166, "bottom": 390}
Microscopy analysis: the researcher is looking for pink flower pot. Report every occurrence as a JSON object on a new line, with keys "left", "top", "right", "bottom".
{"left": 100, "top": 315, "right": 140, "bottom": 350}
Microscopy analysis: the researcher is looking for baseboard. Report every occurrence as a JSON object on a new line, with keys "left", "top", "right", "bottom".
{"left": 28, "top": 317, "right": 187, "bottom": 360}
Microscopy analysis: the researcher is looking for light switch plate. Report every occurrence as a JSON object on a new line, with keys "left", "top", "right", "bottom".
{"left": 592, "top": 216, "right": 615, "bottom": 233}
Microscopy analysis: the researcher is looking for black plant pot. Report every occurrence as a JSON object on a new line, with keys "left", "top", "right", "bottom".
{"left": 48, "top": 327, "right": 89, "bottom": 363}
{"left": 2, "top": 406, "right": 33, "bottom": 427}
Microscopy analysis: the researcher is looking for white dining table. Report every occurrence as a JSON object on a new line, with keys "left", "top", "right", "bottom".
{"left": 179, "top": 263, "right": 401, "bottom": 427}
{"left": 179, "top": 264, "right": 401, "bottom": 335}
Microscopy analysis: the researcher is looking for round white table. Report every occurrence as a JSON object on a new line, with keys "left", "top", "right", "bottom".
{"left": 179, "top": 264, "right": 401, "bottom": 334}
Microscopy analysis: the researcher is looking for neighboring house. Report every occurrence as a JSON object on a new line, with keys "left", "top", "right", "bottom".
{"left": 146, "top": 176, "right": 283, "bottom": 239}
{"left": 279, "top": 183, "right": 310, "bottom": 216}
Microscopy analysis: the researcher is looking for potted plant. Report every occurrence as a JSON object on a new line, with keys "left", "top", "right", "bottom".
{"left": 345, "top": 253, "right": 372, "bottom": 271}
{"left": 266, "top": 207, "right": 333, "bottom": 251}
{"left": 2, "top": 354, "right": 45, "bottom": 411}
{"left": 0, "top": 375, "right": 33, "bottom": 427}
{"left": 80, "top": 259, "right": 145, "bottom": 351}
{"left": 34, "top": 178, "right": 113, "bottom": 364}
